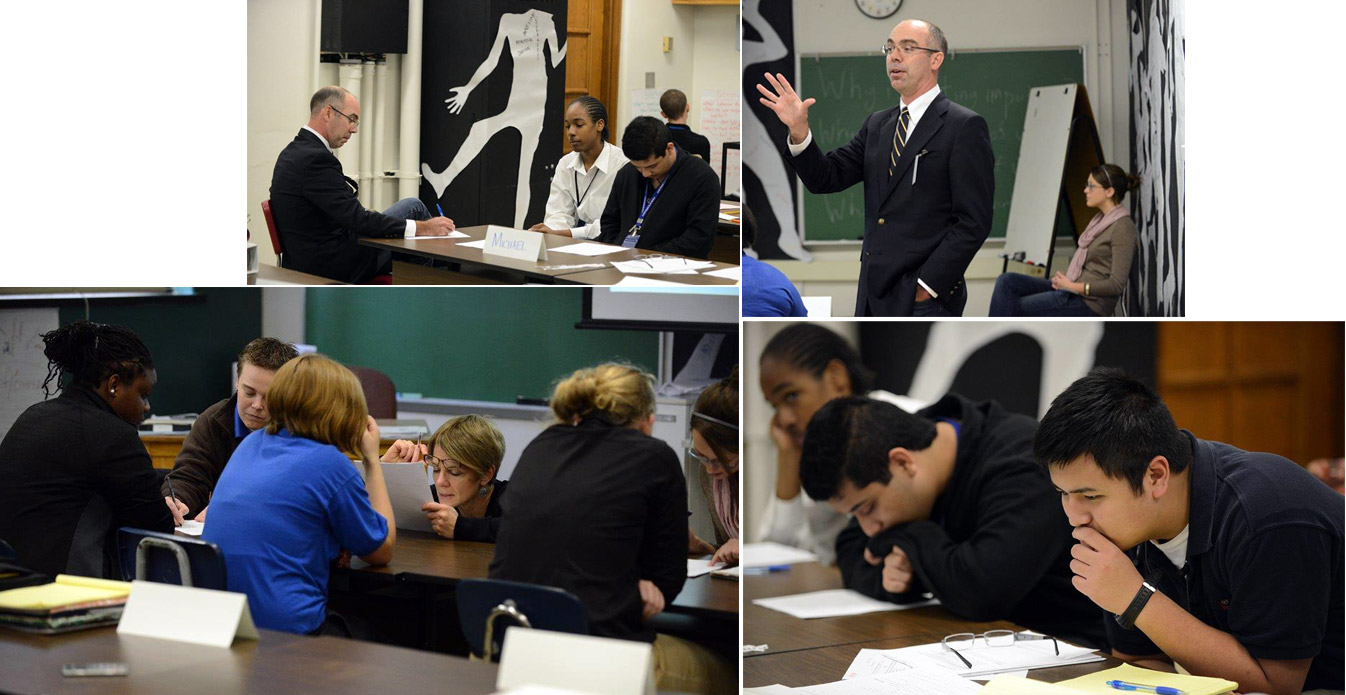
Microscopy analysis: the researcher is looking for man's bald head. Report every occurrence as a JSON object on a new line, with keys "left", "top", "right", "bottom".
{"left": 309, "top": 86, "right": 352, "bottom": 118}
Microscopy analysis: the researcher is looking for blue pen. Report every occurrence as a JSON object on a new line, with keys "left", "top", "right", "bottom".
{"left": 1106, "top": 680, "right": 1186, "bottom": 695}
{"left": 436, "top": 203, "right": 445, "bottom": 218}
{"left": 743, "top": 565, "right": 791, "bottom": 575}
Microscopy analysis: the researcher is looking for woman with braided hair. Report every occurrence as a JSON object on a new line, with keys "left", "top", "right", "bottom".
{"left": 0, "top": 321, "right": 183, "bottom": 579}
{"left": 530, "top": 95, "right": 629, "bottom": 239}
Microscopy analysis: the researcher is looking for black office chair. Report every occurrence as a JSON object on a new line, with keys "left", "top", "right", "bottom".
{"left": 456, "top": 578, "right": 588, "bottom": 662}
{"left": 116, "top": 528, "right": 227, "bottom": 590}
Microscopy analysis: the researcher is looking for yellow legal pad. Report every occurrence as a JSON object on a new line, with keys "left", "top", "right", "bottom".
{"left": 0, "top": 575, "right": 132, "bottom": 612}
{"left": 980, "top": 663, "right": 1237, "bottom": 695}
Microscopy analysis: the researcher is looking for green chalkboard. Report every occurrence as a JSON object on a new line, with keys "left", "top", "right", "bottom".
{"left": 798, "top": 48, "right": 1084, "bottom": 241}
{"left": 305, "top": 288, "right": 660, "bottom": 403}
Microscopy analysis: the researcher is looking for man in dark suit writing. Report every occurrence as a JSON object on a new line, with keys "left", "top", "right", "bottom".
{"left": 756, "top": 19, "right": 993, "bottom": 316}
{"left": 270, "top": 86, "right": 456, "bottom": 284}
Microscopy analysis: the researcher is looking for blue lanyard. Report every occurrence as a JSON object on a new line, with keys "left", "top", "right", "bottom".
{"left": 631, "top": 175, "right": 670, "bottom": 235}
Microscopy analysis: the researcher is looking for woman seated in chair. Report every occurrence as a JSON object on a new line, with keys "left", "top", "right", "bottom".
{"left": 0, "top": 321, "right": 183, "bottom": 579}
{"left": 989, "top": 164, "right": 1140, "bottom": 317}
{"left": 687, "top": 367, "right": 739, "bottom": 567}
{"left": 204, "top": 353, "right": 395, "bottom": 637}
{"left": 491, "top": 363, "right": 734, "bottom": 695}
{"left": 381, "top": 415, "right": 508, "bottom": 543}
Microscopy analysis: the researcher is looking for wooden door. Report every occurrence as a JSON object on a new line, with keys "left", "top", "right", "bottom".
{"left": 564, "top": 0, "right": 622, "bottom": 149}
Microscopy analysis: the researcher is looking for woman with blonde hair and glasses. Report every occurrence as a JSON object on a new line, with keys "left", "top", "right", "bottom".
{"left": 382, "top": 414, "right": 508, "bottom": 542}
{"left": 491, "top": 363, "right": 734, "bottom": 695}
{"left": 205, "top": 354, "right": 395, "bottom": 638}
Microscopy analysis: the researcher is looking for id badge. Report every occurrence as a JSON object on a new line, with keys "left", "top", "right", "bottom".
{"left": 622, "top": 234, "right": 640, "bottom": 248}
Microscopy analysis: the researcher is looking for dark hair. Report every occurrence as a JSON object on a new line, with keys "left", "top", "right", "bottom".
{"left": 691, "top": 366, "right": 739, "bottom": 464}
{"left": 1090, "top": 164, "right": 1141, "bottom": 204}
{"left": 659, "top": 89, "right": 688, "bottom": 119}
{"left": 742, "top": 205, "right": 757, "bottom": 249}
{"left": 568, "top": 95, "right": 610, "bottom": 142}
{"left": 800, "top": 396, "right": 936, "bottom": 500}
{"left": 237, "top": 337, "right": 299, "bottom": 375}
{"left": 760, "top": 323, "right": 874, "bottom": 394}
{"left": 621, "top": 116, "right": 671, "bottom": 161}
{"left": 40, "top": 321, "right": 154, "bottom": 398}
{"left": 1034, "top": 367, "right": 1191, "bottom": 494}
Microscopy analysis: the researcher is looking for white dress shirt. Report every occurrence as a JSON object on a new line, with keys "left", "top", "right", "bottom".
{"left": 786, "top": 85, "right": 945, "bottom": 297}
{"left": 302, "top": 125, "right": 417, "bottom": 238}
{"left": 541, "top": 141, "right": 629, "bottom": 239}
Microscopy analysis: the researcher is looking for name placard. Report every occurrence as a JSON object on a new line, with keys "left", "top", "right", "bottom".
{"left": 497, "top": 628, "right": 654, "bottom": 695}
{"left": 482, "top": 225, "right": 547, "bottom": 262}
{"left": 117, "top": 580, "right": 259, "bottom": 648}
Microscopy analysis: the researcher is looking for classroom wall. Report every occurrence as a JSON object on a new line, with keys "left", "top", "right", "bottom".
{"left": 774, "top": 0, "right": 1131, "bottom": 317}
{"left": 616, "top": 3, "right": 738, "bottom": 132}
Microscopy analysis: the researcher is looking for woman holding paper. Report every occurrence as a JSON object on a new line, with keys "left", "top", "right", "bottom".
{"left": 382, "top": 415, "right": 508, "bottom": 543}
{"left": 989, "top": 164, "right": 1140, "bottom": 317}
{"left": 530, "top": 96, "right": 628, "bottom": 239}
{"left": 687, "top": 368, "right": 739, "bottom": 567}
{"left": 491, "top": 363, "right": 733, "bottom": 695}
{"left": 204, "top": 354, "right": 395, "bottom": 637}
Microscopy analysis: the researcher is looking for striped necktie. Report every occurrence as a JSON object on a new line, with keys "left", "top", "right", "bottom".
{"left": 888, "top": 106, "right": 911, "bottom": 178}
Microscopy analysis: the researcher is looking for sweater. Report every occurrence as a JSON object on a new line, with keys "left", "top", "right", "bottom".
{"left": 597, "top": 145, "right": 720, "bottom": 259}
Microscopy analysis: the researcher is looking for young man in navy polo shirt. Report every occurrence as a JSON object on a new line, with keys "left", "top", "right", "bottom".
{"left": 1036, "top": 368, "right": 1343, "bottom": 695}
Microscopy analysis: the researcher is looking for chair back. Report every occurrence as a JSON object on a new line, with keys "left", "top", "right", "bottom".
{"left": 260, "top": 199, "right": 283, "bottom": 256}
{"left": 348, "top": 366, "right": 397, "bottom": 418}
{"left": 116, "top": 528, "right": 227, "bottom": 590}
{"left": 456, "top": 578, "right": 588, "bottom": 662}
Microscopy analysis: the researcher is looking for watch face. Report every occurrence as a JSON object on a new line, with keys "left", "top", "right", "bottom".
{"left": 855, "top": 0, "right": 902, "bottom": 20}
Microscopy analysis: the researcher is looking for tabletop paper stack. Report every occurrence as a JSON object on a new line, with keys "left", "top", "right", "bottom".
{"left": 0, "top": 575, "right": 132, "bottom": 634}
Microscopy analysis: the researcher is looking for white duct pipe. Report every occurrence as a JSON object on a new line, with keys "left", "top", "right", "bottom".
{"left": 398, "top": 0, "right": 424, "bottom": 201}
{"left": 372, "top": 58, "right": 390, "bottom": 211}
{"left": 359, "top": 59, "right": 377, "bottom": 208}
{"left": 338, "top": 60, "right": 363, "bottom": 181}
{"left": 311, "top": 0, "right": 323, "bottom": 95}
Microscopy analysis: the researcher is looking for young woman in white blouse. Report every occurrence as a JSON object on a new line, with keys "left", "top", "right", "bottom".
{"left": 529, "top": 96, "right": 628, "bottom": 239}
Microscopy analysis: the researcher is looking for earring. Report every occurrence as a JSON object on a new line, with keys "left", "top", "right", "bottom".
{"left": 477, "top": 483, "right": 491, "bottom": 499}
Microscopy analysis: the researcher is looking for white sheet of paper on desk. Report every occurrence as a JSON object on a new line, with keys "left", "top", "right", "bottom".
{"left": 843, "top": 633, "right": 1102, "bottom": 679}
{"left": 703, "top": 266, "right": 741, "bottom": 282}
{"left": 741, "top": 686, "right": 795, "bottom": 695}
{"left": 753, "top": 589, "right": 912, "bottom": 619}
{"left": 612, "top": 276, "right": 694, "bottom": 288}
{"left": 687, "top": 558, "right": 724, "bottom": 578}
{"left": 611, "top": 258, "right": 716, "bottom": 275}
{"left": 457, "top": 239, "right": 488, "bottom": 249}
{"left": 791, "top": 671, "right": 984, "bottom": 695}
{"left": 548, "top": 242, "right": 627, "bottom": 257}
{"left": 410, "top": 230, "right": 469, "bottom": 239}
{"left": 176, "top": 520, "right": 205, "bottom": 537}
{"left": 740, "top": 541, "right": 818, "bottom": 568}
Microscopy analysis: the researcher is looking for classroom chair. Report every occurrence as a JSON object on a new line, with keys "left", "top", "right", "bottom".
{"left": 260, "top": 200, "right": 283, "bottom": 258}
{"left": 348, "top": 366, "right": 398, "bottom": 418}
{"left": 116, "top": 528, "right": 227, "bottom": 591}
{"left": 455, "top": 578, "right": 588, "bottom": 662}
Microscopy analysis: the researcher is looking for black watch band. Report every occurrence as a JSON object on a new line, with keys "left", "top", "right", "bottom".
{"left": 1114, "top": 581, "right": 1157, "bottom": 629}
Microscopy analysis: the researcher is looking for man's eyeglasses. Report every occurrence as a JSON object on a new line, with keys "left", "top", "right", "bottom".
{"left": 881, "top": 42, "right": 941, "bottom": 57}
{"left": 941, "top": 630, "right": 1059, "bottom": 668}
{"left": 330, "top": 105, "right": 360, "bottom": 127}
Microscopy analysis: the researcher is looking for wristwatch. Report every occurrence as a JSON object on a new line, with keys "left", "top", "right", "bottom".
{"left": 1115, "top": 581, "right": 1157, "bottom": 629}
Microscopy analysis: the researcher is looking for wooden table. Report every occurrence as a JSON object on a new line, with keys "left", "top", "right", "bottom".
{"left": 140, "top": 420, "right": 429, "bottom": 471}
{"left": 743, "top": 561, "right": 1120, "bottom": 688}
{"left": 249, "top": 263, "right": 346, "bottom": 285}
{"left": 360, "top": 226, "right": 739, "bottom": 285}
{"left": 0, "top": 626, "right": 498, "bottom": 695}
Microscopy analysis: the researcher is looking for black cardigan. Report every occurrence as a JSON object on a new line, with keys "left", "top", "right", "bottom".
{"left": 836, "top": 394, "right": 1107, "bottom": 649}
{"left": 597, "top": 145, "right": 720, "bottom": 259}
{"left": 454, "top": 479, "right": 508, "bottom": 543}
{"left": 0, "top": 387, "right": 174, "bottom": 578}
{"left": 490, "top": 417, "right": 687, "bottom": 642}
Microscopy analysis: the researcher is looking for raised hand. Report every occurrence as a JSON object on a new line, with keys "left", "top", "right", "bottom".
{"left": 756, "top": 72, "right": 816, "bottom": 144}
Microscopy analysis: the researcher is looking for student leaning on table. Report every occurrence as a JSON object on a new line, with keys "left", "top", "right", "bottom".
{"left": 0, "top": 321, "right": 182, "bottom": 579}
{"left": 490, "top": 364, "right": 733, "bottom": 695}
{"left": 1036, "top": 368, "right": 1344, "bottom": 694}
{"left": 799, "top": 394, "right": 1107, "bottom": 650}
{"left": 529, "top": 96, "right": 628, "bottom": 240}
{"left": 687, "top": 368, "right": 739, "bottom": 566}
{"left": 381, "top": 414, "right": 508, "bottom": 543}
{"left": 204, "top": 354, "right": 395, "bottom": 639}
{"left": 754, "top": 323, "right": 910, "bottom": 565}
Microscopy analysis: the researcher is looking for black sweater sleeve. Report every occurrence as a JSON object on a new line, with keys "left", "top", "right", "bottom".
{"left": 96, "top": 427, "right": 174, "bottom": 534}
{"left": 639, "top": 448, "right": 689, "bottom": 606}
{"left": 836, "top": 520, "right": 930, "bottom": 602}
{"left": 455, "top": 515, "right": 501, "bottom": 543}
{"left": 649, "top": 165, "right": 719, "bottom": 259}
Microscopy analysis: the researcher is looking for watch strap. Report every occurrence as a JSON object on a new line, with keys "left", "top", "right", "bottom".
{"left": 1114, "top": 581, "right": 1157, "bottom": 629}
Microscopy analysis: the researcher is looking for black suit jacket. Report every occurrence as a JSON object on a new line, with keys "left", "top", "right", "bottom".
{"left": 667, "top": 124, "right": 711, "bottom": 162}
{"left": 269, "top": 129, "right": 405, "bottom": 283}
{"left": 787, "top": 91, "right": 994, "bottom": 316}
{"left": 597, "top": 145, "right": 719, "bottom": 259}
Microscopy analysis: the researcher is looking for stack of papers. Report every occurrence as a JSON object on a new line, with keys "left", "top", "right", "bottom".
{"left": 740, "top": 541, "right": 818, "bottom": 568}
{"left": 744, "top": 670, "right": 983, "bottom": 695}
{"left": 611, "top": 257, "right": 716, "bottom": 275}
{"left": 411, "top": 230, "right": 470, "bottom": 239}
{"left": 754, "top": 589, "right": 935, "bottom": 619}
{"left": 843, "top": 632, "right": 1104, "bottom": 679}
{"left": 687, "top": 559, "right": 725, "bottom": 578}
{"left": 0, "top": 575, "right": 132, "bottom": 634}
{"left": 1051, "top": 664, "right": 1236, "bottom": 695}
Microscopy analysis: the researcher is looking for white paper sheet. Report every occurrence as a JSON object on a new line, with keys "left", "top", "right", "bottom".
{"left": 548, "top": 242, "right": 628, "bottom": 257}
{"left": 611, "top": 258, "right": 716, "bottom": 275}
{"left": 176, "top": 520, "right": 205, "bottom": 537}
{"left": 842, "top": 633, "right": 1103, "bottom": 679}
{"left": 703, "top": 266, "right": 741, "bottom": 282}
{"left": 457, "top": 239, "right": 488, "bottom": 249}
{"left": 791, "top": 671, "right": 982, "bottom": 695}
{"left": 410, "top": 230, "right": 469, "bottom": 239}
{"left": 753, "top": 589, "right": 925, "bottom": 619}
{"left": 612, "top": 276, "right": 694, "bottom": 288}
{"left": 687, "top": 558, "right": 724, "bottom": 578}
{"left": 740, "top": 541, "right": 819, "bottom": 568}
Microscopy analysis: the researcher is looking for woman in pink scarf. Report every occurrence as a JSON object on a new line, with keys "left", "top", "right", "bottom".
{"left": 989, "top": 164, "right": 1140, "bottom": 316}
{"left": 687, "top": 368, "right": 739, "bottom": 567}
